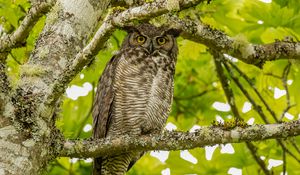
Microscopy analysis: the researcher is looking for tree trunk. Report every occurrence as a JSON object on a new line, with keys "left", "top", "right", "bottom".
{"left": 0, "top": 0, "right": 110, "bottom": 174}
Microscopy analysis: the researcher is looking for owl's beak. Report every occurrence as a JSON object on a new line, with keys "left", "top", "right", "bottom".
{"left": 148, "top": 42, "right": 154, "bottom": 54}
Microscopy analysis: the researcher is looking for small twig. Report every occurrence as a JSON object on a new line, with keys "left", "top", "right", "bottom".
{"left": 173, "top": 89, "right": 216, "bottom": 100}
{"left": 224, "top": 61, "right": 300, "bottom": 162}
{"left": 0, "top": 0, "right": 56, "bottom": 52}
{"left": 277, "top": 141, "right": 300, "bottom": 163}
{"left": 212, "top": 50, "right": 270, "bottom": 174}
{"left": 280, "top": 62, "right": 293, "bottom": 121}
{"left": 278, "top": 63, "right": 299, "bottom": 158}
{"left": 246, "top": 142, "right": 271, "bottom": 175}
{"left": 290, "top": 139, "right": 300, "bottom": 153}
{"left": 263, "top": 73, "right": 282, "bottom": 79}
{"left": 280, "top": 104, "right": 297, "bottom": 121}
{"left": 282, "top": 146, "right": 286, "bottom": 175}
{"left": 282, "top": 62, "right": 291, "bottom": 106}
{"left": 9, "top": 53, "right": 22, "bottom": 65}
{"left": 212, "top": 50, "right": 241, "bottom": 119}
{"left": 223, "top": 61, "right": 270, "bottom": 123}
{"left": 111, "top": 34, "right": 121, "bottom": 48}
{"left": 75, "top": 82, "right": 95, "bottom": 137}
{"left": 227, "top": 60, "right": 278, "bottom": 122}
{"left": 69, "top": 162, "right": 73, "bottom": 175}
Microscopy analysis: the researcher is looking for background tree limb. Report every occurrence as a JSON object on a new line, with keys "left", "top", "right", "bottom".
{"left": 167, "top": 16, "right": 300, "bottom": 68}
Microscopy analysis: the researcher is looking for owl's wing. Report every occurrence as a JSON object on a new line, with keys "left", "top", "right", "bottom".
{"left": 92, "top": 55, "right": 118, "bottom": 139}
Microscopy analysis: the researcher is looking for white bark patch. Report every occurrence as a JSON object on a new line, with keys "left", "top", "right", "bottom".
{"left": 37, "top": 46, "right": 50, "bottom": 59}
{"left": 22, "top": 139, "right": 36, "bottom": 148}
{"left": 3, "top": 101, "right": 15, "bottom": 119}
{"left": 197, "top": 25, "right": 204, "bottom": 35}
{"left": 296, "top": 44, "right": 300, "bottom": 55}
{"left": 60, "top": 0, "right": 98, "bottom": 29}
{"left": 241, "top": 44, "right": 255, "bottom": 59}
{"left": 14, "top": 157, "right": 32, "bottom": 170}
{"left": 130, "top": 7, "right": 141, "bottom": 14}
{"left": 60, "top": 22, "right": 76, "bottom": 39}
{"left": 232, "top": 34, "right": 255, "bottom": 59}
{"left": 0, "top": 126, "right": 17, "bottom": 139}
{"left": 20, "top": 64, "right": 48, "bottom": 77}
{"left": 58, "top": 57, "right": 67, "bottom": 69}
{"left": 38, "top": 103, "right": 55, "bottom": 120}
{"left": 230, "top": 130, "right": 240, "bottom": 141}
{"left": 166, "top": 0, "right": 180, "bottom": 11}
{"left": 265, "top": 124, "right": 280, "bottom": 137}
{"left": 0, "top": 140, "right": 29, "bottom": 157}
{"left": 36, "top": 118, "right": 50, "bottom": 136}
{"left": 51, "top": 21, "right": 76, "bottom": 39}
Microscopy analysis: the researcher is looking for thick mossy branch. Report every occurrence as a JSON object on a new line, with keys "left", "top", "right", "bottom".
{"left": 167, "top": 16, "right": 300, "bottom": 67}
{"left": 0, "top": 0, "right": 56, "bottom": 53}
{"left": 59, "top": 119, "right": 300, "bottom": 158}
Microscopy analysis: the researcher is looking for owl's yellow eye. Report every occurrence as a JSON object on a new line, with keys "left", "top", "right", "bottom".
{"left": 136, "top": 36, "right": 146, "bottom": 43}
{"left": 157, "top": 37, "right": 166, "bottom": 45}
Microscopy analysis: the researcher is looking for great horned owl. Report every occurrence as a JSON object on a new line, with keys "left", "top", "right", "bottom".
{"left": 92, "top": 23, "right": 180, "bottom": 175}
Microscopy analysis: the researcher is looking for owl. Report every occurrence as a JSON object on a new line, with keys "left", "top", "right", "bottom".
{"left": 92, "top": 23, "right": 180, "bottom": 175}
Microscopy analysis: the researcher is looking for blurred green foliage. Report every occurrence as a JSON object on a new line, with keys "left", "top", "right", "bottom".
{"left": 1, "top": 0, "right": 299, "bottom": 174}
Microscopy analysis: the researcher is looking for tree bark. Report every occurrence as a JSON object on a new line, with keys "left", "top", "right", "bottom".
{"left": 0, "top": 0, "right": 111, "bottom": 174}
{"left": 60, "top": 119, "right": 300, "bottom": 158}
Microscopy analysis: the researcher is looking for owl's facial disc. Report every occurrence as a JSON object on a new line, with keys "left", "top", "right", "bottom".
{"left": 128, "top": 30, "right": 175, "bottom": 55}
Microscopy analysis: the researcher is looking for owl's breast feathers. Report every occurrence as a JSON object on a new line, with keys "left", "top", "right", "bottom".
{"left": 110, "top": 47, "right": 175, "bottom": 136}
{"left": 93, "top": 47, "right": 176, "bottom": 140}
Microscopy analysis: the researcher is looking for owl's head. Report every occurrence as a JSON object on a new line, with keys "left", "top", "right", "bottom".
{"left": 121, "top": 23, "right": 180, "bottom": 56}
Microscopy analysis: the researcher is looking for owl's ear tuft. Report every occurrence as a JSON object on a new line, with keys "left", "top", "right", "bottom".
{"left": 165, "top": 28, "right": 181, "bottom": 37}
{"left": 122, "top": 25, "right": 138, "bottom": 33}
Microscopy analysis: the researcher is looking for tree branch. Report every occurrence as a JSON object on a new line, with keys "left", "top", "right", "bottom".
{"left": 166, "top": 16, "right": 300, "bottom": 68}
{"left": 59, "top": 119, "right": 300, "bottom": 158}
{"left": 212, "top": 50, "right": 241, "bottom": 119}
{"left": 227, "top": 60, "right": 278, "bottom": 122}
{"left": 0, "top": 0, "right": 56, "bottom": 53}
{"left": 246, "top": 142, "right": 271, "bottom": 175}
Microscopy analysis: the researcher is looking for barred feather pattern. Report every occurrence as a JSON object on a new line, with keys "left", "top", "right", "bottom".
{"left": 92, "top": 25, "right": 178, "bottom": 175}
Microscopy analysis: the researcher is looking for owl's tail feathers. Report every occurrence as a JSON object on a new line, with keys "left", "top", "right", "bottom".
{"left": 93, "top": 153, "right": 142, "bottom": 175}
{"left": 127, "top": 152, "right": 145, "bottom": 172}
{"left": 93, "top": 157, "right": 103, "bottom": 175}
